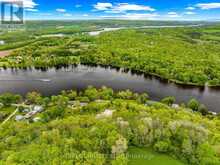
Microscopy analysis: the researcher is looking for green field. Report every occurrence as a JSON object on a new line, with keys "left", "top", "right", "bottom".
{"left": 128, "top": 147, "right": 186, "bottom": 165}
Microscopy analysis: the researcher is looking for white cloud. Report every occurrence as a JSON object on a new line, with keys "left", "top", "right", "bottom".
{"left": 56, "top": 8, "right": 66, "bottom": 13}
{"left": 63, "top": 13, "right": 72, "bottom": 17}
{"left": 0, "top": 0, "right": 37, "bottom": 8}
{"left": 100, "top": 13, "right": 159, "bottom": 20}
{"left": 167, "top": 12, "right": 181, "bottom": 18}
{"left": 83, "top": 14, "right": 89, "bottom": 17}
{"left": 168, "top": 12, "right": 177, "bottom": 15}
{"left": 121, "top": 13, "right": 158, "bottom": 20}
{"left": 168, "top": 15, "right": 180, "bottom": 18}
{"left": 196, "top": 3, "right": 220, "bottom": 10}
{"left": 185, "top": 11, "right": 195, "bottom": 15}
{"left": 94, "top": 2, "right": 112, "bottom": 10}
{"left": 93, "top": 2, "right": 155, "bottom": 13}
{"left": 25, "top": 8, "right": 38, "bottom": 12}
{"left": 113, "top": 3, "right": 155, "bottom": 12}
{"left": 185, "top": 7, "right": 195, "bottom": 10}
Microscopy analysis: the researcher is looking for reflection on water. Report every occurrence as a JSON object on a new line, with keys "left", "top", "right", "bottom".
{"left": 0, "top": 65, "right": 220, "bottom": 112}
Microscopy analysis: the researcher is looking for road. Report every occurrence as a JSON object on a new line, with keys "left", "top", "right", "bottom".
{"left": 0, "top": 103, "right": 32, "bottom": 126}
{"left": 0, "top": 108, "right": 18, "bottom": 126}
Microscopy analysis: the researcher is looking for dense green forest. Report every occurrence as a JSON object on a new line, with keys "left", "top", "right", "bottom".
{"left": 1, "top": 22, "right": 220, "bottom": 86}
{"left": 0, "top": 86, "right": 220, "bottom": 164}
{"left": 0, "top": 20, "right": 206, "bottom": 51}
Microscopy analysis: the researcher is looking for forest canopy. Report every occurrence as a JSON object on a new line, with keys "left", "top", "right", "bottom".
{"left": 0, "top": 87, "right": 220, "bottom": 164}
{"left": 1, "top": 23, "right": 220, "bottom": 86}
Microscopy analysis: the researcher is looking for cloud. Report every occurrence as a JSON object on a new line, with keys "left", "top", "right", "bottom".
{"left": 168, "top": 12, "right": 177, "bottom": 15}
{"left": 167, "top": 12, "right": 181, "bottom": 18}
{"left": 25, "top": 8, "right": 38, "bottom": 12}
{"left": 83, "top": 14, "right": 89, "bottom": 17}
{"left": 56, "top": 8, "right": 66, "bottom": 13}
{"left": 184, "top": 11, "right": 195, "bottom": 15}
{"left": 113, "top": 3, "right": 155, "bottom": 12}
{"left": 185, "top": 7, "right": 195, "bottom": 10}
{"left": 0, "top": 0, "right": 37, "bottom": 8}
{"left": 93, "top": 2, "right": 155, "bottom": 13}
{"left": 100, "top": 13, "right": 159, "bottom": 20}
{"left": 196, "top": 3, "right": 220, "bottom": 10}
{"left": 94, "top": 2, "right": 112, "bottom": 10}
{"left": 121, "top": 13, "right": 158, "bottom": 20}
{"left": 63, "top": 13, "right": 72, "bottom": 17}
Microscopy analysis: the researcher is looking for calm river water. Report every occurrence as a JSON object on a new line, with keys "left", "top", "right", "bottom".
{"left": 0, "top": 65, "right": 220, "bottom": 112}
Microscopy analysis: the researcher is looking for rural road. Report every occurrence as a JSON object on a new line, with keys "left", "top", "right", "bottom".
{"left": 0, "top": 108, "right": 18, "bottom": 126}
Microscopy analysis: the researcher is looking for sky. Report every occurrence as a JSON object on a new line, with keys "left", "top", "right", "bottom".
{"left": 1, "top": 0, "right": 220, "bottom": 20}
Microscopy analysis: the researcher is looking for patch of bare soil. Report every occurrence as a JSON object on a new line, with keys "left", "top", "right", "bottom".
{"left": 0, "top": 50, "right": 11, "bottom": 58}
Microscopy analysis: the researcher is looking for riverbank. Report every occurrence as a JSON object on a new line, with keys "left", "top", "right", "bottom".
{"left": 0, "top": 65, "right": 220, "bottom": 112}
{"left": 0, "top": 54, "right": 219, "bottom": 87}
{"left": 83, "top": 63, "right": 219, "bottom": 88}
{"left": 0, "top": 60, "right": 218, "bottom": 87}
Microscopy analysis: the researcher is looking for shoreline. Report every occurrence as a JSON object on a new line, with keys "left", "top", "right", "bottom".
{"left": 0, "top": 63, "right": 220, "bottom": 88}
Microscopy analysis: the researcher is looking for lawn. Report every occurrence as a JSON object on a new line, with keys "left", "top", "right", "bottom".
{"left": 128, "top": 147, "right": 186, "bottom": 165}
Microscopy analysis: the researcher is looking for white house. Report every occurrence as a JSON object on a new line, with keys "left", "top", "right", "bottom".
{"left": 33, "top": 117, "right": 41, "bottom": 122}
{"left": 23, "top": 106, "right": 43, "bottom": 119}
{"left": 96, "top": 109, "right": 114, "bottom": 119}
{"left": 15, "top": 115, "right": 24, "bottom": 121}
{"left": 22, "top": 109, "right": 30, "bottom": 113}
{"left": 172, "top": 104, "right": 179, "bottom": 109}
{"left": 80, "top": 103, "right": 88, "bottom": 107}
{"left": 0, "top": 41, "right": 5, "bottom": 45}
{"left": 33, "top": 105, "right": 43, "bottom": 112}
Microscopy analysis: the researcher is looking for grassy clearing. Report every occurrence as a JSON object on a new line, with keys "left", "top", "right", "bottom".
{"left": 128, "top": 147, "right": 186, "bottom": 165}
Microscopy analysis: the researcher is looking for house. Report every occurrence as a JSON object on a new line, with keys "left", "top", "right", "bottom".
{"left": 24, "top": 106, "right": 43, "bottom": 119}
{"left": 15, "top": 115, "right": 24, "bottom": 121}
{"left": 96, "top": 109, "right": 114, "bottom": 119}
{"left": 22, "top": 109, "right": 30, "bottom": 113}
{"left": 80, "top": 103, "right": 88, "bottom": 107}
{"left": 33, "top": 106, "right": 43, "bottom": 112}
{"left": 0, "top": 41, "right": 5, "bottom": 45}
{"left": 33, "top": 117, "right": 41, "bottom": 122}
{"left": 172, "top": 104, "right": 179, "bottom": 109}
{"left": 24, "top": 112, "right": 33, "bottom": 119}
{"left": 25, "top": 111, "right": 37, "bottom": 118}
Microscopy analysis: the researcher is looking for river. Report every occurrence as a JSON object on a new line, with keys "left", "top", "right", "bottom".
{"left": 88, "top": 24, "right": 203, "bottom": 36}
{"left": 0, "top": 65, "right": 219, "bottom": 112}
